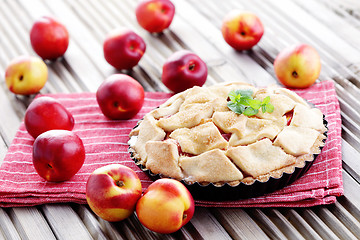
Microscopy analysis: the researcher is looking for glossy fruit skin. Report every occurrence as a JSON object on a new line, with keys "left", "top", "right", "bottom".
{"left": 274, "top": 44, "right": 321, "bottom": 88}
{"left": 5, "top": 55, "right": 48, "bottom": 95}
{"left": 162, "top": 50, "right": 207, "bottom": 93}
{"left": 30, "top": 16, "right": 69, "bottom": 60}
{"left": 136, "top": 178, "right": 195, "bottom": 234}
{"left": 24, "top": 96, "right": 74, "bottom": 139}
{"left": 96, "top": 74, "right": 145, "bottom": 120}
{"left": 103, "top": 28, "right": 146, "bottom": 70}
{"left": 32, "top": 130, "right": 85, "bottom": 182}
{"left": 221, "top": 10, "right": 264, "bottom": 51}
{"left": 86, "top": 164, "right": 142, "bottom": 222}
{"left": 135, "top": 0, "right": 175, "bottom": 33}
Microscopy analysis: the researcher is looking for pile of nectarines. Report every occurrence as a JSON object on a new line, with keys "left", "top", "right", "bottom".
{"left": 23, "top": 96, "right": 85, "bottom": 182}
{"left": 86, "top": 164, "right": 195, "bottom": 234}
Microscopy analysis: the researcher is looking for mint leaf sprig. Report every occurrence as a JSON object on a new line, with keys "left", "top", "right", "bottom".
{"left": 227, "top": 89, "right": 274, "bottom": 116}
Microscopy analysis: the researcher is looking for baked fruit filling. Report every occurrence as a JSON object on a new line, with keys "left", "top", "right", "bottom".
{"left": 129, "top": 82, "right": 327, "bottom": 186}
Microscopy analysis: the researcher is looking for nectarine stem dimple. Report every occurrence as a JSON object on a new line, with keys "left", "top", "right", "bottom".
{"left": 183, "top": 213, "right": 187, "bottom": 220}
{"left": 292, "top": 71, "right": 299, "bottom": 78}
{"left": 188, "top": 63, "right": 196, "bottom": 71}
{"left": 19, "top": 75, "right": 24, "bottom": 81}
{"left": 47, "top": 164, "right": 53, "bottom": 169}
{"left": 241, "top": 31, "right": 246, "bottom": 36}
{"left": 116, "top": 180, "right": 124, "bottom": 187}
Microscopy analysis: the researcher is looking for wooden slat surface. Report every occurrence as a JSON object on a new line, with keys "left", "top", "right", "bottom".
{"left": 1, "top": 0, "right": 360, "bottom": 239}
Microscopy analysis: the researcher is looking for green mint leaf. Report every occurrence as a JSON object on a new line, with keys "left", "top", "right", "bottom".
{"left": 239, "top": 95, "right": 252, "bottom": 106}
{"left": 227, "top": 102, "right": 245, "bottom": 114}
{"left": 265, "top": 103, "right": 274, "bottom": 113}
{"left": 236, "top": 89, "right": 253, "bottom": 98}
{"left": 244, "top": 107, "right": 259, "bottom": 116}
{"left": 262, "top": 96, "right": 271, "bottom": 105}
{"left": 228, "top": 90, "right": 238, "bottom": 102}
{"left": 261, "top": 105, "right": 266, "bottom": 113}
{"left": 227, "top": 89, "right": 274, "bottom": 116}
{"left": 248, "top": 99, "right": 261, "bottom": 109}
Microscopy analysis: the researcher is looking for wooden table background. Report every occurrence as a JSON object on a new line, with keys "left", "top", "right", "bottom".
{"left": 1, "top": 0, "right": 360, "bottom": 239}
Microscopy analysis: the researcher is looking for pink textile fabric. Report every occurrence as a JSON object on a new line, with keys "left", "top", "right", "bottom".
{"left": 0, "top": 80, "right": 343, "bottom": 207}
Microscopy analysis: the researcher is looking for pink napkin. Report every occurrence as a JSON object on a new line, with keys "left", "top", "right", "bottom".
{"left": 0, "top": 80, "right": 343, "bottom": 207}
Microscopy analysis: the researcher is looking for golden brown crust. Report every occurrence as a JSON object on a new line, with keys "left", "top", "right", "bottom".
{"left": 179, "top": 149, "right": 244, "bottom": 183}
{"left": 226, "top": 139, "right": 296, "bottom": 178}
{"left": 145, "top": 141, "right": 183, "bottom": 179}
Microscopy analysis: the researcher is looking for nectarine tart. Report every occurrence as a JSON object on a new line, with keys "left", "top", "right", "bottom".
{"left": 128, "top": 82, "right": 327, "bottom": 200}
